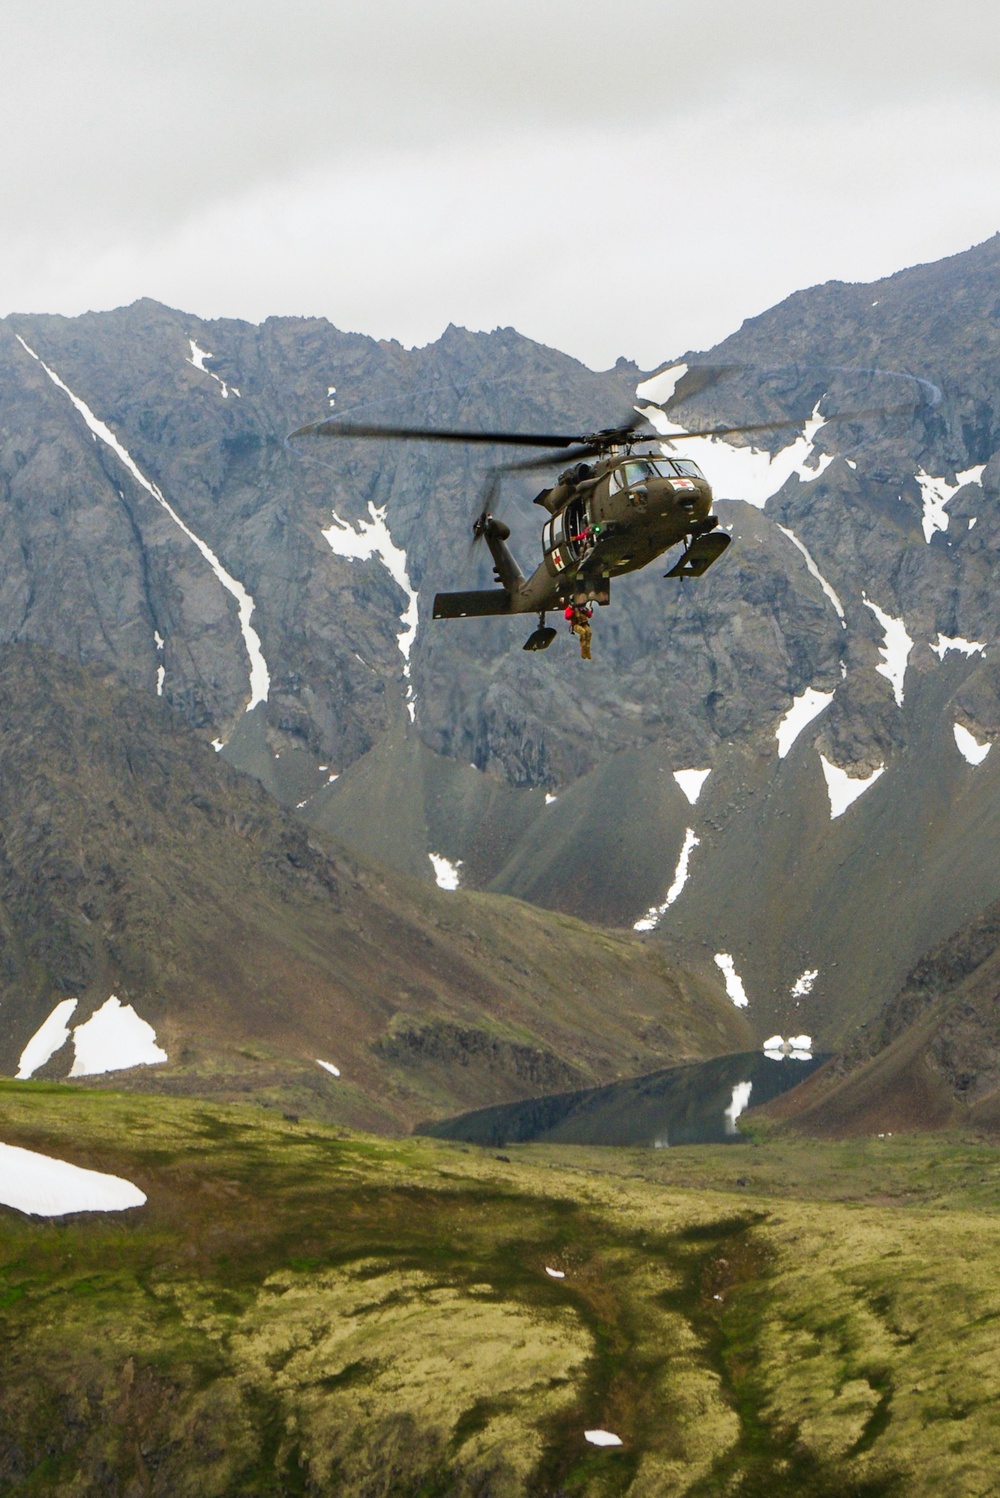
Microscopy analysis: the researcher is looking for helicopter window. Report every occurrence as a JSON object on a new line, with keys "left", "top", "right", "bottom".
{"left": 609, "top": 467, "right": 625, "bottom": 494}
{"left": 623, "top": 460, "right": 662, "bottom": 486}
{"left": 671, "top": 458, "right": 705, "bottom": 479}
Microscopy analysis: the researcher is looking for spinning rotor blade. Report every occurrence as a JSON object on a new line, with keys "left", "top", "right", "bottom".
{"left": 290, "top": 418, "right": 588, "bottom": 447}
{"left": 498, "top": 413, "right": 652, "bottom": 472}
{"left": 472, "top": 469, "right": 502, "bottom": 546}
{"left": 642, "top": 403, "right": 913, "bottom": 443}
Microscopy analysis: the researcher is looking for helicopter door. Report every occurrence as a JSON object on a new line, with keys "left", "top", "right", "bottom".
{"left": 563, "top": 500, "right": 586, "bottom": 560}
{"left": 543, "top": 506, "right": 585, "bottom": 574}
{"left": 543, "top": 513, "right": 570, "bottom": 573}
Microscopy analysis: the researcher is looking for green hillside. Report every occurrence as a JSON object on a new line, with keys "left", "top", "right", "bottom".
{"left": 4, "top": 1082, "right": 1000, "bottom": 1494}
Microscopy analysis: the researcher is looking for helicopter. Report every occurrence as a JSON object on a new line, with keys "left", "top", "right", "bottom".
{"left": 290, "top": 395, "right": 886, "bottom": 654}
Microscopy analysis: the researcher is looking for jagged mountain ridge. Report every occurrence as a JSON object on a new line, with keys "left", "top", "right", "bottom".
{"left": 3, "top": 236, "right": 1000, "bottom": 1056}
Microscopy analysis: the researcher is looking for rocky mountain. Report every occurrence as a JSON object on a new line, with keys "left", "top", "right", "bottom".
{"left": 764, "top": 893, "right": 1000, "bottom": 1136}
{"left": 0, "top": 646, "right": 747, "bottom": 1126}
{"left": 2, "top": 233, "right": 1000, "bottom": 1071}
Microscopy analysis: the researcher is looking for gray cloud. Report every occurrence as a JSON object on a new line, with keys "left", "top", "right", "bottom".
{"left": 3, "top": 0, "right": 1000, "bottom": 366}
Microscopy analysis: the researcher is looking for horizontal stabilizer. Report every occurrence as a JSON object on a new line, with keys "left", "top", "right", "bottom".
{"left": 432, "top": 589, "right": 512, "bottom": 619}
{"left": 665, "top": 532, "right": 731, "bottom": 578}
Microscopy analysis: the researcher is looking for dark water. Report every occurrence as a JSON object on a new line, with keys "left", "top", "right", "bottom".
{"left": 416, "top": 1051, "right": 826, "bottom": 1149}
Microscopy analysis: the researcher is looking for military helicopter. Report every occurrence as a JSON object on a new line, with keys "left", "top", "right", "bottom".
{"left": 290, "top": 396, "right": 874, "bottom": 653}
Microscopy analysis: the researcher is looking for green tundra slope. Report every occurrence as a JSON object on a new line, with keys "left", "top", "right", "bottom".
{"left": 4, "top": 1082, "right": 1000, "bottom": 1496}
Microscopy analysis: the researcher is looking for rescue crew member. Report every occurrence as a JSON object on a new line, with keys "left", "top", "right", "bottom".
{"left": 564, "top": 603, "right": 593, "bottom": 661}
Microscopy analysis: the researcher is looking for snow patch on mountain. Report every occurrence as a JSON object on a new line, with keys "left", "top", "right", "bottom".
{"left": 0, "top": 1143, "right": 147, "bottom": 1217}
{"left": 714, "top": 952, "right": 749, "bottom": 1008}
{"left": 776, "top": 689, "right": 835, "bottom": 759}
{"left": 317, "top": 1059, "right": 341, "bottom": 1078}
{"left": 637, "top": 374, "right": 835, "bottom": 507}
{"left": 763, "top": 1035, "right": 813, "bottom": 1060}
{"left": 820, "top": 755, "right": 885, "bottom": 818}
{"left": 863, "top": 595, "right": 912, "bottom": 705}
{"left": 187, "top": 338, "right": 240, "bottom": 398}
{"left": 323, "top": 503, "right": 420, "bottom": 721}
{"left": 16, "top": 999, "right": 79, "bottom": 1079}
{"left": 775, "top": 524, "right": 846, "bottom": 622}
{"left": 16, "top": 336, "right": 269, "bottom": 714}
{"left": 790, "top": 969, "right": 818, "bottom": 998}
{"left": 429, "top": 853, "right": 462, "bottom": 890}
{"left": 634, "top": 828, "right": 699, "bottom": 930}
{"left": 931, "top": 634, "right": 985, "bottom": 661}
{"left": 672, "top": 768, "right": 711, "bottom": 805}
{"left": 915, "top": 464, "right": 985, "bottom": 542}
{"left": 68, "top": 996, "right": 168, "bottom": 1078}
{"left": 954, "top": 723, "right": 992, "bottom": 766}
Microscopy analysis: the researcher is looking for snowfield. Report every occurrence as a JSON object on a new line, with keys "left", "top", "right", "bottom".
{"left": 0, "top": 1142, "right": 146, "bottom": 1217}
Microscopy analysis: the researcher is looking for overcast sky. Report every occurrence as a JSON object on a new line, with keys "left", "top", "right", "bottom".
{"left": 4, "top": 0, "right": 999, "bottom": 369}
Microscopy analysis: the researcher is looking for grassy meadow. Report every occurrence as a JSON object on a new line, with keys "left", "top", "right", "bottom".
{"left": 2, "top": 1082, "right": 1000, "bottom": 1495}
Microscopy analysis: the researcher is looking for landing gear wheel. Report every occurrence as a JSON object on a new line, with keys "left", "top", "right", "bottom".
{"left": 523, "top": 613, "right": 557, "bottom": 652}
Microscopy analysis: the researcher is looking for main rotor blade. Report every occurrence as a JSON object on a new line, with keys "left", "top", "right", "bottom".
{"left": 289, "top": 418, "right": 587, "bottom": 447}
{"left": 500, "top": 443, "right": 607, "bottom": 473}
{"left": 640, "top": 403, "right": 912, "bottom": 443}
{"left": 499, "top": 412, "right": 652, "bottom": 472}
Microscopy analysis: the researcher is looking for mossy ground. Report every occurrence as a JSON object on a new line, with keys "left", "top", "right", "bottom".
{"left": 2, "top": 1084, "right": 1000, "bottom": 1494}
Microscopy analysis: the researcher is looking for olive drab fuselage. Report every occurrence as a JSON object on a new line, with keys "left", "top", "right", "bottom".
{"left": 514, "top": 451, "right": 714, "bottom": 612}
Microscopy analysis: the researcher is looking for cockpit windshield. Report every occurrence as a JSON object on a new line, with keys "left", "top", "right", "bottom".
{"left": 622, "top": 459, "right": 664, "bottom": 486}
{"left": 619, "top": 457, "right": 705, "bottom": 486}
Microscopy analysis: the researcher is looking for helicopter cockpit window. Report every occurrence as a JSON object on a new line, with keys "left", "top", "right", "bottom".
{"left": 623, "top": 460, "right": 663, "bottom": 487}
{"left": 671, "top": 458, "right": 705, "bottom": 479}
{"left": 609, "top": 467, "right": 625, "bottom": 493}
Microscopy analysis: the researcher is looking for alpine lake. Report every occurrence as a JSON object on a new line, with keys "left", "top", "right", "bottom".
{"left": 417, "top": 1051, "right": 826, "bottom": 1149}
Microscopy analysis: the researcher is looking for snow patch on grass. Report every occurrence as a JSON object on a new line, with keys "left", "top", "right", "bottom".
{"left": 0, "top": 1142, "right": 146, "bottom": 1217}
{"left": 68, "top": 996, "right": 167, "bottom": 1078}
{"left": 16, "top": 999, "right": 79, "bottom": 1079}
{"left": 429, "top": 853, "right": 462, "bottom": 890}
{"left": 317, "top": 1059, "right": 341, "bottom": 1078}
{"left": 584, "top": 1430, "right": 623, "bottom": 1447}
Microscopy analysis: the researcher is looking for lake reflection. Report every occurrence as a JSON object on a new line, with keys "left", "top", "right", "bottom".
{"left": 417, "top": 1051, "right": 825, "bottom": 1149}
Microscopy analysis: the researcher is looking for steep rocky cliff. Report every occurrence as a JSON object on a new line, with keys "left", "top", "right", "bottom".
{"left": 2, "top": 234, "right": 1000, "bottom": 1058}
